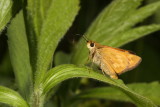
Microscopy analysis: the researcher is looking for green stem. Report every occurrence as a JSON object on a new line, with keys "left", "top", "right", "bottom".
{"left": 31, "top": 88, "right": 45, "bottom": 107}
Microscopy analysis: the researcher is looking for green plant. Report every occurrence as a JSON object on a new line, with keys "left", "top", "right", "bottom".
{"left": 0, "top": 0, "right": 160, "bottom": 107}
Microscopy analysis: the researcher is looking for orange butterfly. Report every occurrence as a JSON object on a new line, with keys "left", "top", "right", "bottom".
{"left": 84, "top": 36, "right": 142, "bottom": 79}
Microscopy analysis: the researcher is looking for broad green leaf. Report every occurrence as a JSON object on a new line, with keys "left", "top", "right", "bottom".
{"left": 34, "top": 0, "right": 80, "bottom": 88}
{"left": 27, "top": 0, "right": 52, "bottom": 37}
{"left": 71, "top": 0, "right": 160, "bottom": 64}
{"left": 7, "top": 11, "right": 33, "bottom": 100}
{"left": 73, "top": 82, "right": 160, "bottom": 106}
{"left": 0, "top": 0, "right": 12, "bottom": 33}
{"left": 25, "top": 0, "right": 49, "bottom": 71}
{"left": 0, "top": 86, "right": 29, "bottom": 107}
{"left": 42, "top": 64, "right": 156, "bottom": 107}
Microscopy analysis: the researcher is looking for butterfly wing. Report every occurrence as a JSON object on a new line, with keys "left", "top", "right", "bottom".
{"left": 98, "top": 46, "right": 141, "bottom": 75}
{"left": 123, "top": 51, "right": 142, "bottom": 73}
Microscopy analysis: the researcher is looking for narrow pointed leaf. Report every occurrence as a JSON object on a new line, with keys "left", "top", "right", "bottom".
{"left": 108, "top": 24, "right": 160, "bottom": 47}
{"left": 7, "top": 11, "right": 33, "bottom": 100}
{"left": 0, "top": 0, "right": 12, "bottom": 33}
{"left": 42, "top": 64, "right": 157, "bottom": 107}
{"left": 0, "top": 86, "right": 29, "bottom": 107}
{"left": 98, "top": 1, "right": 160, "bottom": 41}
{"left": 86, "top": 0, "right": 142, "bottom": 39}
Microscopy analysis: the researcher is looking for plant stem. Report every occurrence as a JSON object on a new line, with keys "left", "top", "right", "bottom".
{"left": 31, "top": 88, "right": 44, "bottom": 107}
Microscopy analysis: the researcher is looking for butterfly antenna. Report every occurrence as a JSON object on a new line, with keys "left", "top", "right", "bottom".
{"left": 82, "top": 35, "right": 89, "bottom": 42}
{"left": 75, "top": 34, "right": 89, "bottom": 42}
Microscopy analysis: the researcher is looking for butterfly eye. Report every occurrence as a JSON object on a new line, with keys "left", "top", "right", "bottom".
{"left": 90, "top": 43, "right": 94, "bottom": 47}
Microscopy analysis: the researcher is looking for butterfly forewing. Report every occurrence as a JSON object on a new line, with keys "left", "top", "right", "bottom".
{"left": 124, "top": 52, "right": 142, "bottom": 72}
{"left": 98, "top": 46, "right": 141, "bottom": 75}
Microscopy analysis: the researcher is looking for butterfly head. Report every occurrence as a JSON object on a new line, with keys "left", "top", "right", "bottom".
{"left": 87, "top": 41, "right": 96, "bottom": 50}
{"left": 82, "top": 35, "right": 96, "bottom": 50}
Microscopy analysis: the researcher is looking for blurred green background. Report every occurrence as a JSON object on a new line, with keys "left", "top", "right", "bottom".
{"left": 0, "top": 0, "right": 160, "bottom": 107}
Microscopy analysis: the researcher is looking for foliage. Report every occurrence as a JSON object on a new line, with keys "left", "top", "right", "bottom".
{"left": 73, "top": 82, "right": 160, "bottom": 106}
{"left": 0, "top": 0, "right": 12, "bottom": 33}
{"left": 0, "top": 0, "right": 160, "bottom": 107}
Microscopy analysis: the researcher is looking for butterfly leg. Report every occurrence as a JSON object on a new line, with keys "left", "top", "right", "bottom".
{"left": 85, "top": 56, "right": 90, "bottom": 65}
{"left": 84, "top": 59, "right": 93, "bottom": 74}
{"left": 85, "top": 51, "right": 93, "bottom": 65}
{"left": 87, "top": 62, "right": 95, "bottom": 74}
{"left": 84, "top": 56, "right": 92, "bottom": 74}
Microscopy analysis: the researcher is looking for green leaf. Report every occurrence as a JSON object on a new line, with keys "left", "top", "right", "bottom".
{"left": 71, "top": 0, "right": 160, "bottom": 64}
{"left": 0, "top": 86, "right": 29, "bottom": 107}
{"left": 34, "top": 0, "right": 80, "bottom": 88}
{"left": 7, "top": 11, "right": 33, "bottom": 100}
{"left": 108, "top": 24, "right": 160, "bottom": 47}
{"left": 26, "top": 0, "right": 53, "bottom": 37}
{"left": 73, "top": 82, "right": 160, "bottom": 106}
{"left": 42, "top": 64, "right": 157, "bottom": 107}
{"left": 0, "top": 0, "right": 12, "bottom": 33}
{"left": 25, "top": 0, "right": 54, "bottom": 71}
